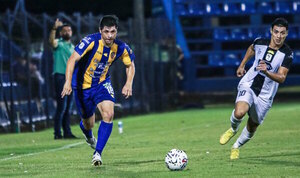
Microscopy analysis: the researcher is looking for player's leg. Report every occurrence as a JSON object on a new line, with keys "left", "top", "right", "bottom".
{"left": 230, "top": 117, "right": 259, "bottom": 160}
{"left": 73, "top": 88, "right": 97, "bottom": 148}
{"left": 220, "top": 87, "right": 253, "bottom": 145}
{"left": 220, "top": 101, "right": 249, "bottom": 144}
{"left": 80, "top": 114, "right": 97, "bottom": 149}
{"left": 95, "top": 101, "right": 114, "bottom": 155}
{"left": 92, "top": 100, "right": 114, "bottom": 166}
{"left": 230, "top": 97, "right": 269, "bottom": 160}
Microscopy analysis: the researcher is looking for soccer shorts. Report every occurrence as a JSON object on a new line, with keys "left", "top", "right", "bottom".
{"left": 73, "top": 79, "right": 115, "bottom": 119}
{"left": 235, "top": 87, "right": 272, "bottom": 124}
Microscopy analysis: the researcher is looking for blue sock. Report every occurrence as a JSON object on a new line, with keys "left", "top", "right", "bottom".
{"left": 80, "top": 121, "right": 93, "bottom": 138}
{"left": 96, "top": 121, "right": 113, "bottom": 155}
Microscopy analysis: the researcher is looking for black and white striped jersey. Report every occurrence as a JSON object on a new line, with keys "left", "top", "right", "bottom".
{"left": 238, "top": 38, "right": 293, "bottom": 102}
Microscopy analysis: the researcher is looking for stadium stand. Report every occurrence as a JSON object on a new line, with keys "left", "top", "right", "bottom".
{"left": 162, "top": 0, "right": 300, "bottom": 91}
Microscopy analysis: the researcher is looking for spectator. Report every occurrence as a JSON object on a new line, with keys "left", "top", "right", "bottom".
{"left": 49, "top": 19, "right": 76, "bottom": 139}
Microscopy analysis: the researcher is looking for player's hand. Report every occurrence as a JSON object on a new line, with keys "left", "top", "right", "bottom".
{"left": 236, "top": 66, "right": 246, "bottom": 77}
{"left": 61, "top": 81, "right": 72, "bottom": 98}
{"left": 54, "top": 18, "right": 63, "bottom": 29}
{"left": 122, "top": 83, "right": 132, "bottom": 99}
{"left": 256, "top": 60, "right": 267, "bottom": 73}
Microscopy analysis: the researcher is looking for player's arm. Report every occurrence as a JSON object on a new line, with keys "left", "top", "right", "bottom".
{"left": 237, "top": 44, "right": 255, "bottom": 77}
{"left": 122, "top": 62, "right": 135, "bottom": 99}
{"left": 61, "top": 51, "right": 81, "bottom": 98}
{"left": 256, "top": 61, "right": 289, "bottom": 84}
{"left": 49, "top": 19, "right": 63, "bottom": 48}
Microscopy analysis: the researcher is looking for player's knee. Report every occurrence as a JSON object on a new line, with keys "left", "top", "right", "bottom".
{"left": 102, "top": 111, "right": 114, "bottom": 121}
{"left": 234, "top": 109, "right": 246, "bottom": 119}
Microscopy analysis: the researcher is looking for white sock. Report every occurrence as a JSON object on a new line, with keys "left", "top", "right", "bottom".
{"left": 233, "top": 126, "right": 254, "bottom": 148}
{"left": 230, "top": 110, "right": 242, "bottom": 132}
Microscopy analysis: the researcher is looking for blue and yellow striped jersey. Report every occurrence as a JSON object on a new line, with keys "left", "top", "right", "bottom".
{"left": 72, "top": 32, "right": 135, "bottom": 89}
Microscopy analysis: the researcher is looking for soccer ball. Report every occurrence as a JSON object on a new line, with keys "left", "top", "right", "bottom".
{"left": 165, "top": 149, "right": 188, "bottom": 171}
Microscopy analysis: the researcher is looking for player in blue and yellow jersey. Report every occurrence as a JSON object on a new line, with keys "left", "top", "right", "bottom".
{"left": 61, "top": 15, "right": 135, "bottom": 166}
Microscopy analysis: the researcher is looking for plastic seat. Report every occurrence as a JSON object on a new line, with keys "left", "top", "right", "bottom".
{"left": 205, "top": 3, "right": 221, "bottom": 15}
{"left": 294, "top": 51, "right": 300, "bottom": 64}
{"left": 188, "top": 3, "right": 205, "bottom": 16}
{"left": 231, "top": 28, "right": 247, "bottom": 40}
{"left": 214, "top": 28, "right": 229, "bottom": 41}
{"left": 175, "top": 4, "right": 187, "bottom": 16}
{"left": 248, "top": 28, "right": 263, "bottom": 39}
{"left": 258, "top": 2, "right": 273, "bottom": 14}
{"left": 287, "top": 26, "right": 298, "bottom": 39}
{"left": 292, "top": 1, "right": 300, "bottom": 13}
{"left": 275, "top": 2, "right": 291, "bottom": 14}
{"left": 224, "top": 53, "right": 240, "bottom": 66}
{"left": 223, "top": 3, "right": 240, "bottom": 14}
{"left": 208, "top": 54, "right": 224, "bottom": 67}
{"left": 240, "top": 2, "right": 256, "bottom": 14}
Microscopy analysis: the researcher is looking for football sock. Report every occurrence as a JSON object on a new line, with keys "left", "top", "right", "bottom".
{"left": 230, "top": 110, "right": 242, "bottom": 132}
{"left": 233, "top": 126, "right": 254, "bottom": 148}
{"left": 80, "top": 120, "right": 93, "bottom": 138}
{"left": 96, "top": 121, "right": 113, "bottom": 155}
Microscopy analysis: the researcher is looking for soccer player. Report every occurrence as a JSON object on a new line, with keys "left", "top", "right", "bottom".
{"left": 61, "top": 15, "right": 135, "bottom": 166}
{"left": 219, "top": 18, "right": 293, "bottom": 160}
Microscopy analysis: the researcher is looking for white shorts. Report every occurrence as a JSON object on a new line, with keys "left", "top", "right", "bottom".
{"left": 235, "top": 87, "right": 272, "bottom": 124}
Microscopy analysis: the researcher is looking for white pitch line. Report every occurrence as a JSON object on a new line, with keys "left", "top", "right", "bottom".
{"left": 0, "top": 142, "right": 84, "bottom": 162}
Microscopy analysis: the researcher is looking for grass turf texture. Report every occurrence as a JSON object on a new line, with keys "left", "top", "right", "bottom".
{"left": 0, "top": 102, "right": 300, "bottom": 177}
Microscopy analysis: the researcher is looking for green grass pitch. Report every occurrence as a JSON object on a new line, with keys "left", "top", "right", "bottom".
{"left": 0, "top": 102, "right": 300, "bottom": 177}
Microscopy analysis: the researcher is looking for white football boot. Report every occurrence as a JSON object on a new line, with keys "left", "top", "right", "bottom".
{"left": 92, "top": 151, "right": 102, "bottom": 166}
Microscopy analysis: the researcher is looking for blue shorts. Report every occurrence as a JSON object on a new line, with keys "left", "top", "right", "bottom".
{"left": 73, "top": 80, "right": 115, "bottom": 119}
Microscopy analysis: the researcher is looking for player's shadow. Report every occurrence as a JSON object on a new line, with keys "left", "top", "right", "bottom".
{"left": 241, "top": 151, "right": 300, "bottom": 167}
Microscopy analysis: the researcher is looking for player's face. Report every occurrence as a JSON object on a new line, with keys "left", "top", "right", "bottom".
{"left": 60, "top": 26, "right": 72, "bottom": 40}
{"left": 270, "top": 25, "right": 288, "bottom": 46}
{"left": 100, "top": 26, "right": 117, "bottom": 47}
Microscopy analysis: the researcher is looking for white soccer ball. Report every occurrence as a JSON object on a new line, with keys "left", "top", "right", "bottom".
{"left": 165, "top": 149, "right": 188, "bottom": 171}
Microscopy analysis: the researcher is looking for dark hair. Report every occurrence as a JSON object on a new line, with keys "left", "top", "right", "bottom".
{"left": 60, "top": 23, "right": 71, "bottom": 31}
{"left": 271, "top": 18, "right": 288, "bottom": 30}
{"left": 99, "top": 15, "right": 119, "bottom": 30}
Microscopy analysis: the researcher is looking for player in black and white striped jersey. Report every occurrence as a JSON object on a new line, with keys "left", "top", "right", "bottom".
{"left": 219, "top": 18, "right": 293, "bottom": 160}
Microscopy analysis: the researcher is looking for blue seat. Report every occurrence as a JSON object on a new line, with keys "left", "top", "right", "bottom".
{"left": 222, "top": 3, "right": 240, "bottom": 14}
{"left": 275, "top": 2, "right": 291, "bottom": 14}
{"left": 263, "top": 28, "right": 271, "bottom": 38}
{"left": 224, "top": 53, "right": 240, "bottom": 66}
{"left": 292, "top": 1, "right": 300, "bottom": 13}
{"left": 188, "top": 3, "right": 205, "bottom": 16}
{"left": 175, "top": 4, "right": 187, "bottom": 16}
{"left": 294, "top": 51, "right": 300, "bottom": 64}
{"left": 240, "top": 2, "right": 256, "bottom": 14}
{"left": 214, "top": 28, "right": 229, "bottom": 41}
{"left": 231, "top": 28, "right": 248, "bottom": 40}
{"left": 248, "top": 28, "right": 263, "bottom": 39}
{"left": 287, "top": 26, "right": 298, "bottom": 39}
{"left": 208, "top": 54, "right": 224, "bottom": 67}
{"left": 205, "top": 3, "right": 221, "bottom": 15}
{"left": 258, "top": 2, "right": 274, "bottom": 14}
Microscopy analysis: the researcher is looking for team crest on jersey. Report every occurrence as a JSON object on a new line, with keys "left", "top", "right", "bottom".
{"left": 110, "top": 52, "right": 116, "bottom": 59}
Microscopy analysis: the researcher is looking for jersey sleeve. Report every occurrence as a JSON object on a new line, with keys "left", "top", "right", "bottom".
{"left": 74, "top": 36, "right": 95, "bottom": 57}
{"left": 281, "top": 52, "right": 293, "bottom": 69}
{"left": 120, "top": 43, "right": 135, "bottom": 66}
{"left": 252, "top": 37, "right": 262, "bottom": 51}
